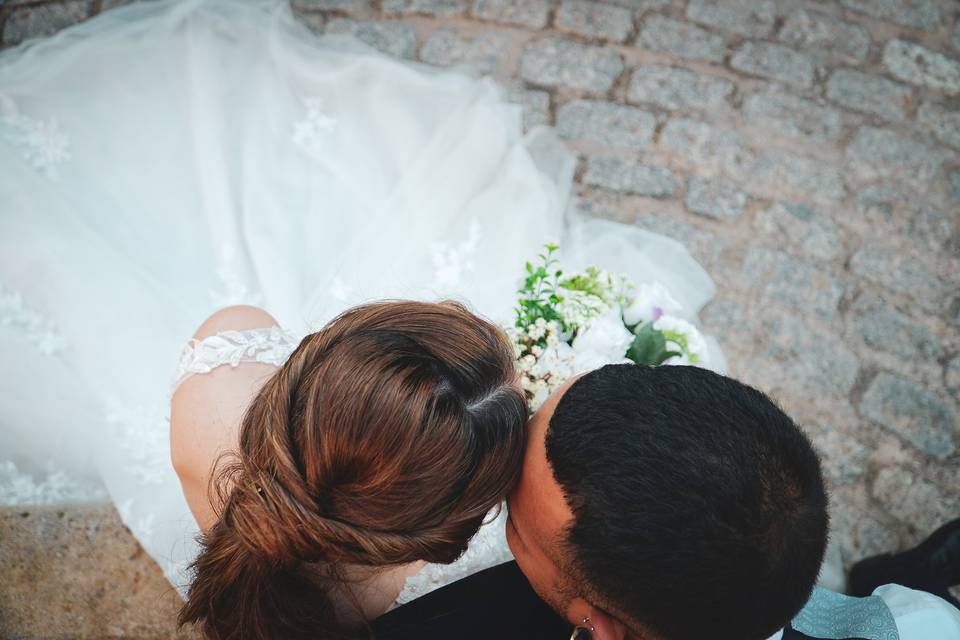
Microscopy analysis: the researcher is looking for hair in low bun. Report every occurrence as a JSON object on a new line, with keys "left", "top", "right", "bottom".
{"left": 179, "top": 300, "right": 526, "bottom": 640}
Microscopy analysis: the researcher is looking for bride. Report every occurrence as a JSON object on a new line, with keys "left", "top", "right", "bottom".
{"left": 0, "top": 0, "right": 720, "bottom": 635}
{"left": 173, "top": 300, "right": 526, "bottom": 637}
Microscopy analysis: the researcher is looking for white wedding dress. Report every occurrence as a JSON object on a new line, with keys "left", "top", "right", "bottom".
{"left": 0, "top": 0, "right": 720, "bottom": 602}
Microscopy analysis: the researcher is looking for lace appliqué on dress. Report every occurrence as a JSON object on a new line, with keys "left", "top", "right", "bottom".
{"left": 431, "top": 218, "right": 481, "bottom": 289}
{"left": 0, "top": 284, "right": 67, "bottom": 355}
{"left": 395, "top": 506, "right": 513, "bottom": 606}
{"left": 292, "top": 97, "right": 337, "bottom": 157}
{"left": 0, "top": 94, "right": 71, "bottom": 180}
{"left": 0, "top": 461, "right": 107, "bottom": 506}
{"left": 171, "top": 326, "right": 302, "bottom": 393}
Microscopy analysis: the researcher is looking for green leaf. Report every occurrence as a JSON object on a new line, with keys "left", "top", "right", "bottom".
{"left": 626, "top": 324, "right": 680, "bottom": 366}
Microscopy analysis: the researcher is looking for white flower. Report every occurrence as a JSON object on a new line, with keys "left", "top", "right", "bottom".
{"left": 653, "top": 315, "right": 709, "bottom": 366}
{"left": 571, "top": 306, "right": 634, "bottom": 374}
{"left": 623, "top": 282, "right": 683, "bottom": 326}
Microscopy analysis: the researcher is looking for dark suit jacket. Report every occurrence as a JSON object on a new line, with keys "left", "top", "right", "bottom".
{"left": 371, "top": 561, "right": 571, "bottom": 639}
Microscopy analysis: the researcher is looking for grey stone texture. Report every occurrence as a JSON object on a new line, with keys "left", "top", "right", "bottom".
{"left": 753, "top": 203, "right": 844, "bottom": 262}
{"left": 684, "top": 176, "right": 747, "bottom": 221}
{"left": 420, "top": 29, "right": 510, "bottom": 73}
{"left": 746, "top": 150, "right": 846, "bottom": 203}
{"left": 849, "top": 243, "right": 950, "bottom": 314}
{"left": 739, "top": 247, "right": 846, "bottom": 320}
{"left": 3, "top": 1, "right": 92, "bottom": 46}
{"left": 847, "top": 127, "right": 946, "bottom": 188}
{"left": 917, "top": 102, "right": 960, "bottom": 151}
{"left": 628, "top": 65, "right": 733, "bottom": 111}
{"left": 685, "top": 0, "right": 776, "bottom": 38}
{"left": 742, "top": 88, "right": 843, "bottom": 143}
{"left": 860, "top": 373, "right": 956, "bottom": 459}
{"left": 507, "top": 87, "right": 551, "bottom": 130}
{"left": 779, "top": 9, "right": 871, "bottom": 65}
{"left": 851, "top": 293, "right": 942, "bottom": 359}
{"left": 471, "top": 0, "right": 550, "bottom": 29}
{"left": 325, "top": 18, "right": 416, "bottom": 58}
{"left": 520, "top": 38, "right": 624, "bottom": 93}
{"left": 659, "top": 118, "right": 753, "bottom": 175}
{"left": 826, "top": 69, "right": 911, "bottom": 122}
{"left": 554, "top": 0, "right": 634, "bottom": 43}
{"left": 583, "top": 156, "right": 679, "bottom": 197}
{"left": 4, "top": 0, "right": 960, "bottom": 631}
{"left": 637, "top": 15, "right": 726, "bottom": 63}
{"left": 840, "top": 0, "right": 941, "bottom": 32}
{"left": 557, "top": 99, "right": 656, "bottom": 148}
{"left": 882, "top": 39, "right": 960, "bottom": 95}
{"left": 730, "top": 41, "right": 815, "bottom": 88}
{"left": 383, "top": 0, "right": 470, "bottom": 16}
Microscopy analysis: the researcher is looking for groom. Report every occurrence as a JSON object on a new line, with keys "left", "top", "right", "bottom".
{"left": 374, "top": 365, "right": 960, "bottom": 639}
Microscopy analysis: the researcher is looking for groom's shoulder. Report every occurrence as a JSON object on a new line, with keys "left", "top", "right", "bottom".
{"left": 371, "top": 561, "right": 569, "bottom": 640}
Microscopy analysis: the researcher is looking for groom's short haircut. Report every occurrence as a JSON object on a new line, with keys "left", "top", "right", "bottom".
{"left": 546, "top": 364, "right": 829, "bottom": 640}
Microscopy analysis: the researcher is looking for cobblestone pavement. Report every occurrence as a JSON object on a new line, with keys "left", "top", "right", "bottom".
{"left": 1, "top": 0, "right": 959, "bottom": 637}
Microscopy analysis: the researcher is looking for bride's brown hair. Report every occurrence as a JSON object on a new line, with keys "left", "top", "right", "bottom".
{"left": 178, "top": 300, "right": 526, "bottom": 640}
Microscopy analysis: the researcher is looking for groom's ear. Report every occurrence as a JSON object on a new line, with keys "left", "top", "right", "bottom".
{"left": 586, "top": 604, "right": 631, "bottom": 640}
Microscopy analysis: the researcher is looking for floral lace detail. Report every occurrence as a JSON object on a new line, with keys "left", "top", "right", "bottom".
{"left": 291, "top": 97, "right": 337, "bottom": 156}
{"left": 395, "top": 506, "right": 513, "bottom": 606}
{"left": 0, "top": 94, "right": 71, "bottom": 180}
{"left": 0, "top": 284, "right": 67, "bottom": 356}
{"left": 105, "top": 400, "right": 171, "bottom": 486}
{"left": 0, "top": 461, "right": 107, "bottom": 506}
{"left": 171, "top": 326, "right": 302, "bottom": 393}
{"left": 431, "top": 219, "right": 481, "bottom": 289}
{"left": 209, "top": 243, "right": 264, "bottom": 308}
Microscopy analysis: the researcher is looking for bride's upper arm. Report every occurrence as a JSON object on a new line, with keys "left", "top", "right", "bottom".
{"left": 170, "top": 305, "right": 281, "bottom": 524}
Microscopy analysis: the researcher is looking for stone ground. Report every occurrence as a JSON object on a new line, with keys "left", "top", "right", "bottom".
{"left": 1, "top": 0, "right": 959, "bottom": 637}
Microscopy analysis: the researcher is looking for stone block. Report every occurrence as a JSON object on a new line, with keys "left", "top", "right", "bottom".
{"left": 471, "top": 0, "right": 551, "bottom": 28}
{"left": 753, "top": 203, "right": 844, "bottom": 262}
{"left": 637, "top": 15, "right": 726, "bottom": 63}
{"left": 659, "top": 118, "right": 752, "bottom": 175}
{"left": 507, "top": 88, "right": 551, "bottom": 130}
{"left": 779, "top": 9, "right": 870, "bottom": 64}
{"left": 873, "top": 467, "right": 958, "bottom": 535}
{"left": 851, "top": 292, "right": 942, "bottom": 360}
{"left": 730, "top": 41, "right": 814, "bottom": 89}
{"left": 555, "top": 0, "right": 634, "bottom": 43}
{"left": 686, "top": 0, "right": 776, "bottom": 38}
{"left": 520, "top": 38, "right": 624, "bottom": 93}
{"left": 583, "top": 156, "right": 679, "bottom": 197}
{"left": 861, "top": 370, "right": 957, "bottom": 456}
{"left": 382, "top": 0, "right": 469, "bottom": 16}
{"left": 743, "top": 88, "right": 843, "bottom": 143}
{"left": 745, "top": 150, "right": 846, "bottom": 203}
{"left": 826, "top": 69, "right": 911, "bottom": 122}
{"left": 847, "top": 127, "right": 946, "bottom": 187}
{"left": 763, "top": 314, "right": 860, "bottom": 397}
{"left": 627, "top": 65, "right": 733, "bottom": 111}
{"left": 883, "top": 39, "right": 960, "bottom": 96}
{"left": 839, "top": 0, "right": 941, "bottom": 32}
{"left": 0, "top": 505, "right": 196, "bottom": 639}
{"left": 917, "top": 102, "right": 960, "bottom": 151}
{"left": 556, "top": 99, "right": 655, "bottom": 148}
{"left": 684, "top": 176, "right": 747, "bottom": 221}
{"left": 3, "top": 1, "right": 93, "bottom": 46}
{"left": 850, "top": 243, "right": 948, "bottom": 314}
{"left": 739, "top": 247, "right": 846, "bottom": 319}
{"left": 420, "top": 29, "right": 510, "bottom": 74}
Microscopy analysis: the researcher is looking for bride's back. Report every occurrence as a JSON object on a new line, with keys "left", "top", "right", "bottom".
{"left": 176, "top": 300, "right": 526, "bottom": 640}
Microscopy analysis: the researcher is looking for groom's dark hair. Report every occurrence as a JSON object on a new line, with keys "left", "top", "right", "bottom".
{"left": 546, "top": 364, "right": 829, "bottom": 640}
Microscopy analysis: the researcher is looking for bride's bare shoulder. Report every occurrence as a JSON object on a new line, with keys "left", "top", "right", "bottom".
{"left": 170, "top": 305, "right": 280, "bottom": 528}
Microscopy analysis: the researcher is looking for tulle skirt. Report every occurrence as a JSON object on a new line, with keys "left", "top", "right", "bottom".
{"left": 0, "top": 0, "right": 719, "bottom": 591}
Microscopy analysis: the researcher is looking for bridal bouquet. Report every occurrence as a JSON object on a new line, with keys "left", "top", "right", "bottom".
{"left": 507, "top": 244, "right": 709, "bottom": 411}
